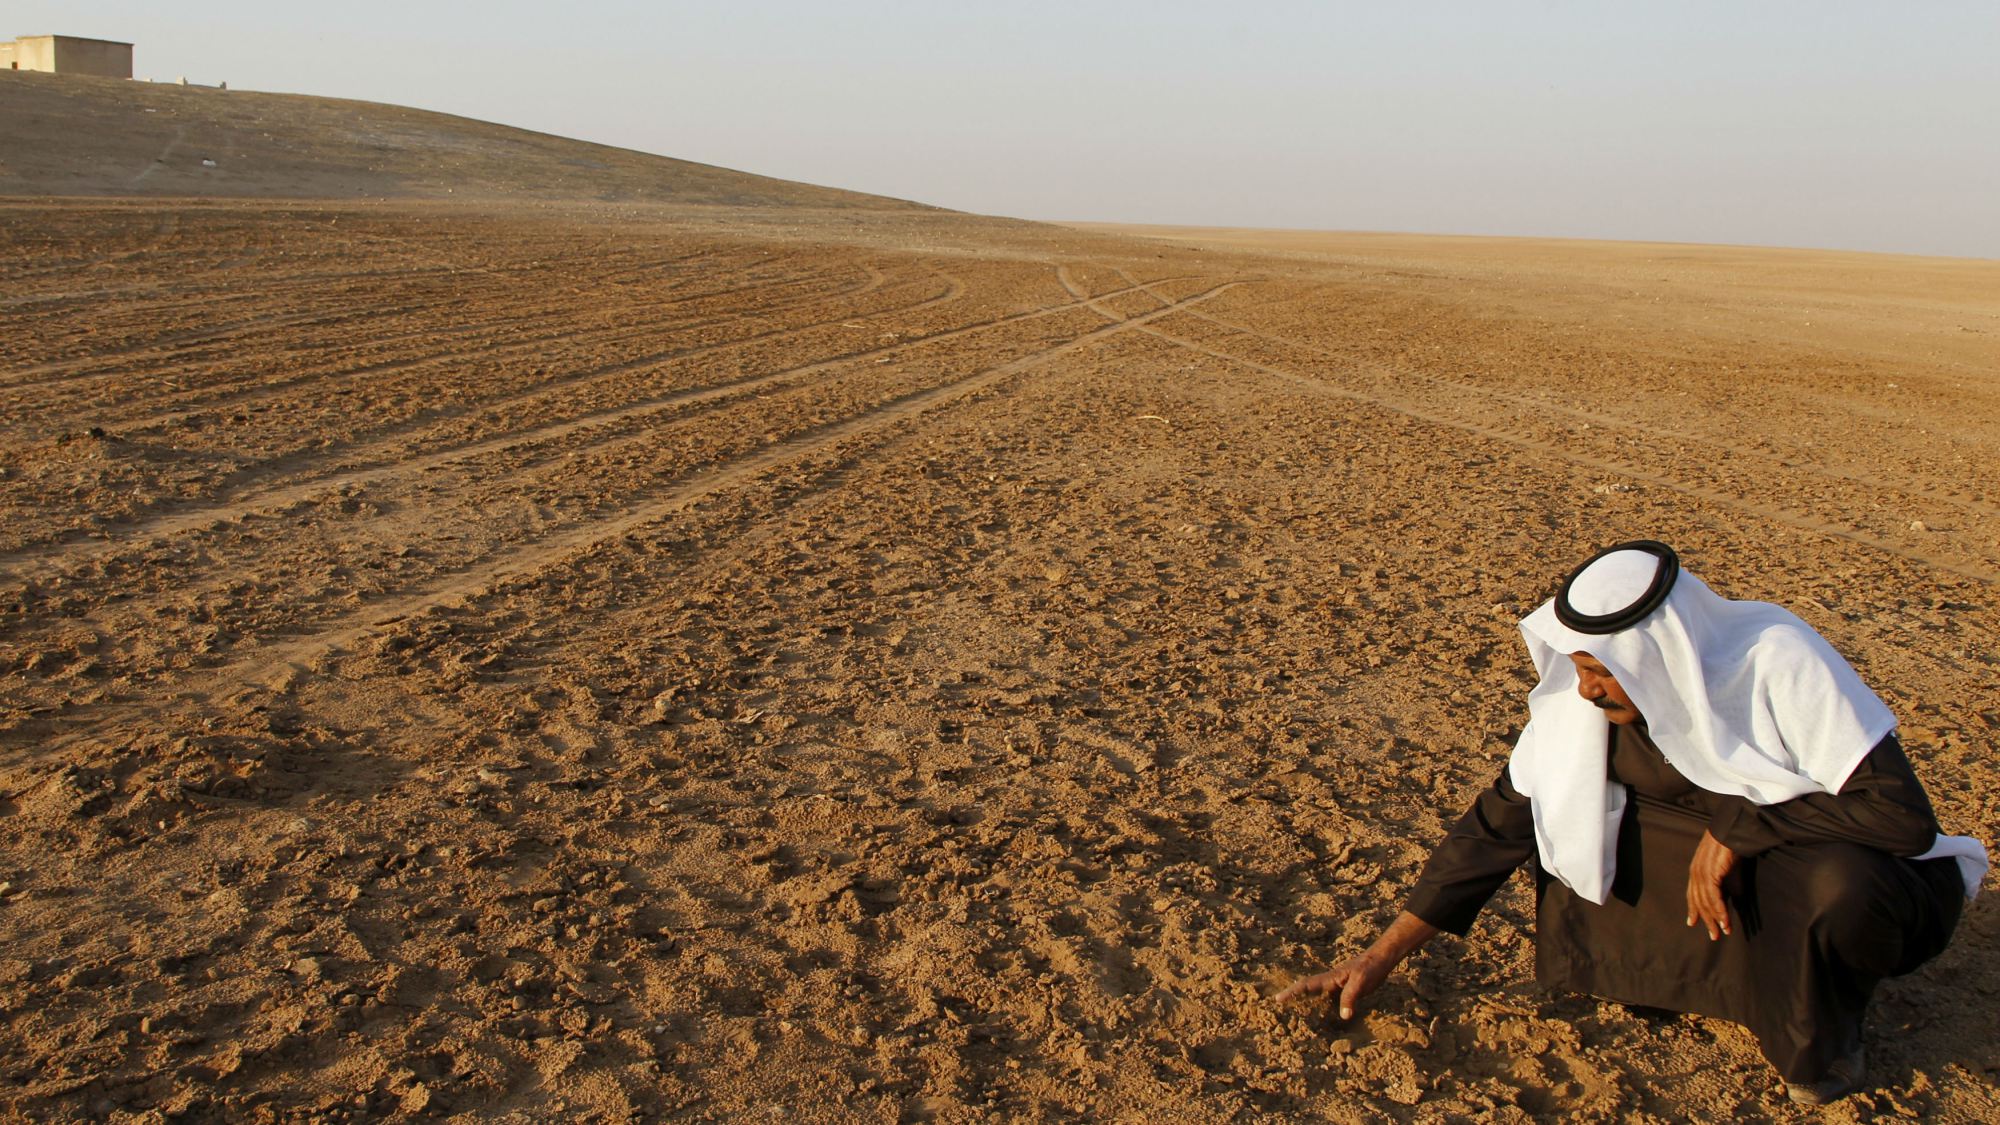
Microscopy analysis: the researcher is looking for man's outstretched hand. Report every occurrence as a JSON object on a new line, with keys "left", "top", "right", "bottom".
{"left": 1685, "top": 829, "right": 1738, "bottom": 940}
{"left": 1272, "top": 951, "right": 1395, "bottom": 1019}
{"left": 1271, "top": 910, "right": 1439, "bottom": 1019}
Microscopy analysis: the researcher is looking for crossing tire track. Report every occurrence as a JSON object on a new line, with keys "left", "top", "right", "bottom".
{"left": 4, "top": 282, "right": 1236, "bottom": 752}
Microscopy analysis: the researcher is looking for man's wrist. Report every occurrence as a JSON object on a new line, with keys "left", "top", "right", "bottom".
{"left": 1371, "top": 911, "right": 1440, "bottom": 961}
{"left": 1707, "top": 800, "right": 1779, "bottom": 857}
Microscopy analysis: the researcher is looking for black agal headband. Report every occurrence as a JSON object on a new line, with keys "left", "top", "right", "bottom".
{"left": 1553, "top": 540, "right": 1681, "bottom": 634}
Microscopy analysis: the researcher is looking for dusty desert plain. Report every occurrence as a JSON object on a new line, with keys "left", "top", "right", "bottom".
{"left": 4, "top": 75, "right": 2000, "bottom": 1125}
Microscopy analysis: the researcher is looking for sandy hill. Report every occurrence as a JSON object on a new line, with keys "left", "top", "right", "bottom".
{"left": 0, "top": 71, "right": 933, "bottom": 209}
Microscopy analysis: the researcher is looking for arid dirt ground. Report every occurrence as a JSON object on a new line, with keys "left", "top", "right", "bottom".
{"left": 2, "top": 199, "right": 1997, "bottom": 1123}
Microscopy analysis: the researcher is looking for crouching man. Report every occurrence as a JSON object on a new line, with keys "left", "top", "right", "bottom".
{"left": 1275, "top": 541, "right": 1986, "bottom": 1105}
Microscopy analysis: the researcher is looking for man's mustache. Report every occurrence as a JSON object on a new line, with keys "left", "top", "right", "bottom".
{"left": 1592, "top": 698, "right": 1628, "bottom": 712}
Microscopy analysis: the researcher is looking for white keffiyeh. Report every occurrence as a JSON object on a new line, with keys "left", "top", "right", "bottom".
{"left": 1507, "top": 546, "right": 1988, "bottom": 904}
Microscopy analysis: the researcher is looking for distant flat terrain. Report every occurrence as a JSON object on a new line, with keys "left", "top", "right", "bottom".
{"left": 1066, "top": 222, "right": 2000, "bottom": 378}
{"left": 1, "top": 99, "right": 1997, "bottom": 1121}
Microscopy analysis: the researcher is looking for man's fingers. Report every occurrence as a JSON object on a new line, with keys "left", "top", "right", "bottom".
{"left": 1685, "top": 833, "right": 1736, "bottom": 940}
{"left": 1272, "top": 967, "right": 1366, "bottom": 1017}
{"left": 1704, "top": 877, "right": 1730, "bottom": 937}
{"left": 1338, "top": 972, "right": 1365, "bottom": 1021}
{"left": 1273, "top": 972, "right": 1333, "bottom": 1005}
{"left": 1273, "top": 978, "right": 1310, "bottom": 1004}
{"left": 1275, "top": 958, "right": 1388, "bottom": 1018}
{"left": 1685, "top": 875, "right": 1730, "bottom": 940}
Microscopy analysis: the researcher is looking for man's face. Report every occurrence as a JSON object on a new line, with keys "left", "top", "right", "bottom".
{"left": 1569, "top": 652, "right": 1643, "bottom": 724}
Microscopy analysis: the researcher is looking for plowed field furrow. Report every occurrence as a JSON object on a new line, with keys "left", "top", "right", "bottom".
{"left": 0, "top": 273, "right": 1168, "bottom": 574}
{"left": 50, "top": 246, "right": 782, "bottom": 368}
{"left": 0, "top": 273, "right": 897, "bottom": 442}
{"left": 0, "top": 257, "right": 483, "bottom": 318}
{"left": 1, "top": 283, "right": 1236, "bottom": 751}
{"left": 0, "top": 256, "right": 870, "bottom": 401}
{"left": 1132, "top": 321, "right": 1999, "bottom": 584}
{"left": 175, "top": 255, "right": 860, "bottom": 366}
{"left": 74, "top": 262, "right": 916, "bottom": 436}
{"left": 86, "top": 265, "right": 956, "bottom": 455}
{"left": 330, "top": 237, "right": 780, "bottom": 283}
{"left": 194, "top": 260, "right": 1107, "bottom": 456}
{"left": 0, "top": 248, "right": 564, "bottom": 325}
{"left": 0, "top": 273, "right": 1179, "bottom": 562}
{"left": 0, "top": 240, "right": 787, "bottom": 369}
{"left": 337, "top": 232, "right": 566, "bottom": 284}
{"left": 0, "top": 253, "right": 158, "bottom": 284}
{"left": 0, "top": 229, "right": 189, "bottom": 281}
{"left": 562, "top": 258, "right": 755, "bottom": 297}
{"left": 1, "top": 301, "right": 497, "bottom": 394}
{"left": 0, "top": 238, "right": 744, "bottom": 320}
{"left": 0, "top": 247, "right": 280, "bottom": 306}
{"left": 1, "top": 357, "right": 1000, "bottom": 689}
{"left": 0, "top": 306, "right": 404, "bottom": 391}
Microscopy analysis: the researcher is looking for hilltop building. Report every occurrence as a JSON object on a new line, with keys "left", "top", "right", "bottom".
{"left": 1, "top": 35, "right": 133, "bottom": 78}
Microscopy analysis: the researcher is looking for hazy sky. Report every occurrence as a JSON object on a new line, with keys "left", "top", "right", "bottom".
{"left": 16, "top": 2, "right": 1999, "bottom": 258}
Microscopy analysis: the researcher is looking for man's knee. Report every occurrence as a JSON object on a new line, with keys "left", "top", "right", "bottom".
{"left": 1797, "top": 844, "right": 1897, "bottom": 916}
{"left": 1793, "top": 843, "right": 1913, "bottom": 973}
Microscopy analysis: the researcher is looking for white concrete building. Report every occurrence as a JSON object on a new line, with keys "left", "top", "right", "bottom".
{"left": 2, "top": 35, "right": 134, "bottom": 78}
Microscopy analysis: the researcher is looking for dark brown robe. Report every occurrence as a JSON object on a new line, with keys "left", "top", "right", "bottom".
{"left": 1404, "top": 725, "right": 1964, "bottom": 1082}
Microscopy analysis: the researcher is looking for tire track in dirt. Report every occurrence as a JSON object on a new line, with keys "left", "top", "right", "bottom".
{"left": 216, "top": 261, "right": 1137, "bottom": 467}
{"left": 50, "top": 260, "right": 953, "bottom": 485}
{"left": 0, "top": 275, "right": 1187, "bottom": 580}
{"left": 1, "top": 259, "right": 901, "bottom": 451}
{"left": 0, "top": 238, "right": 744, "bottom": 382}
{"left": 0, "top": 251, "right": 577, "bottom": 371}
{"left": 0, "top": 247, "right": 273, "bottom": 308}
{"left": 2, "top": 257, "right": 459, "bottom": 316}
{"left": 1055, "top": 266, "right": 1125, "bottom": 320}
{"left": 39, "top": 247, "right": 772, "bottom": 388}
{"left": 11, "top": 282, "right": 1238, "bottom": 752}
{"left": 1116, "top": 271, "right": 2000, "bottom": 527}
{"left": 92, "top": 261, "right": 912, "bottom": 435}
{"left": 916, "top": 263, "right": 969, "bottom": 311}
{"left": 0, "top": 241, "right": 737, "bottom": 316}
{"left": 0, "top": 257, "right": 875, "bottom": 401}
{"left": 1128, "top": 320, "right": 1999, "bottom": 584}
{"left": 0, "top": 248, "right": 171, "bottom": 287}
{"left": 338, "top": 230, "right": 540, "bottom": 284}
{"left": 248, "top": 281, "right": 1236, "bottom": 666}
{"left": 0, "top": 221, "right": 740, "bottom": 300}
{"left": 0, "top": 245, "right": 802, "bottom": 380}
{"left": 581, "top": 247, "right": 763, "bottom": 293}
{"left": 0, "top": 306, "right": 381, "bottom": 390}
